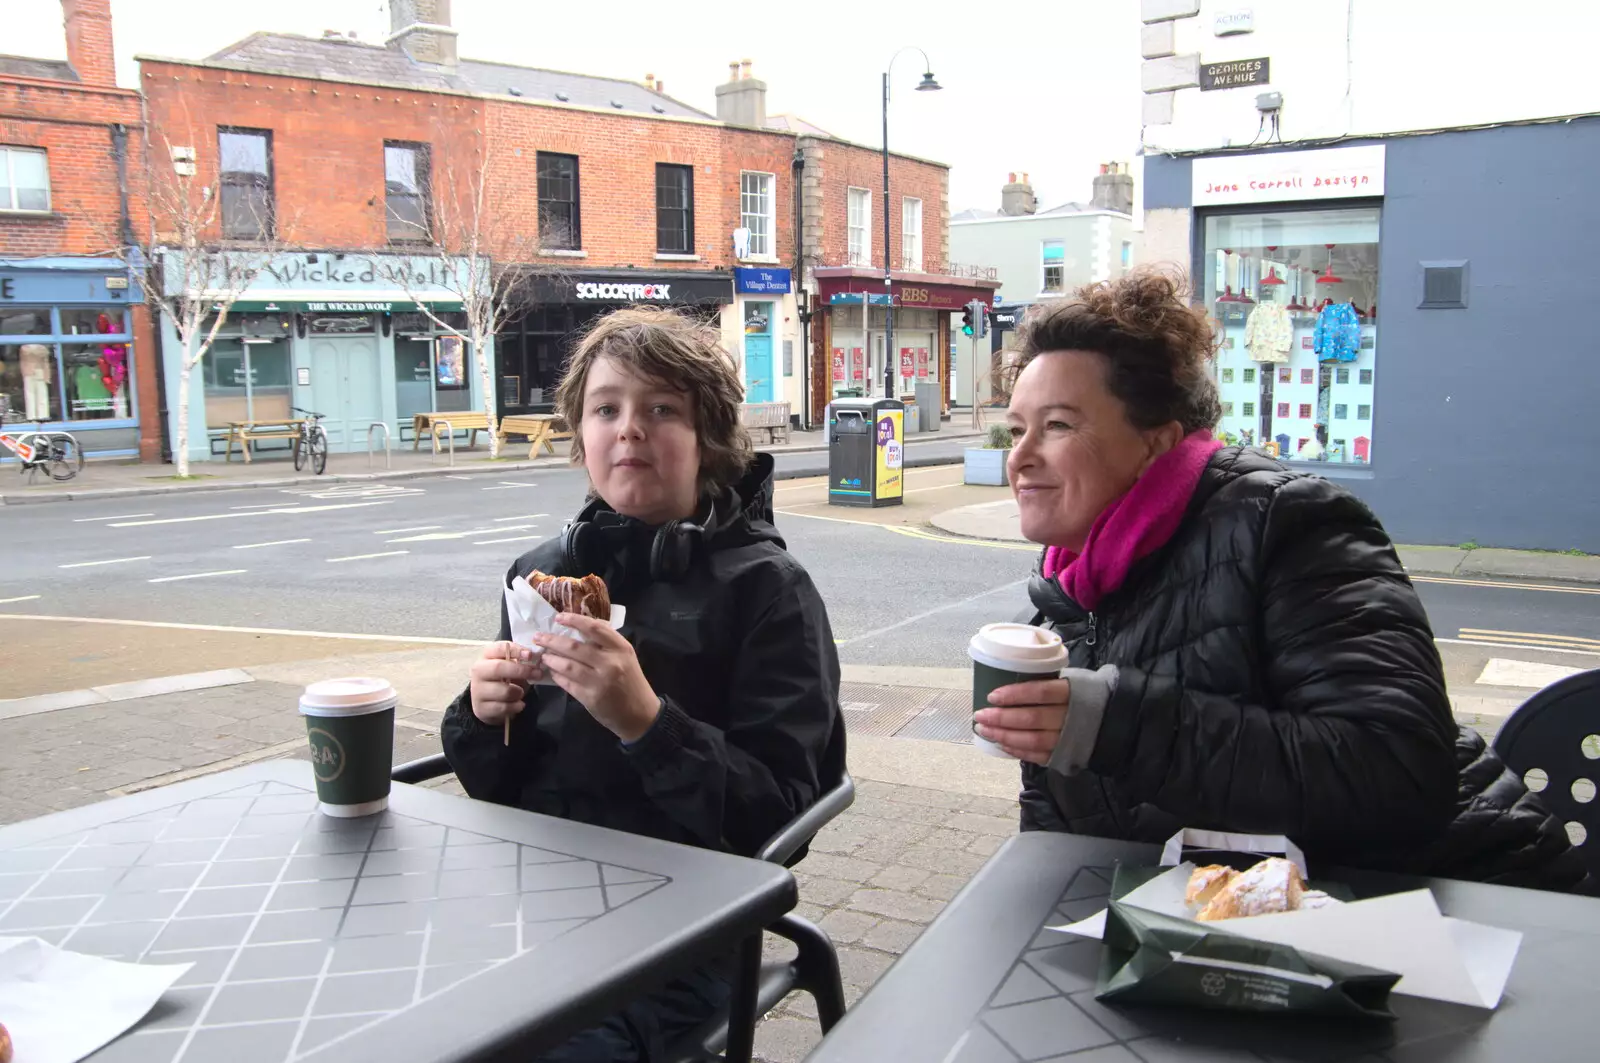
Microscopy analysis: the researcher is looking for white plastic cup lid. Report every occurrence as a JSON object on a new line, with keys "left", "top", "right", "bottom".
{"left": 969, "top": 623, "right": 1066, "bottom": 664}
{"left": 298, "top": 676, "right": 399, "bottom": 716}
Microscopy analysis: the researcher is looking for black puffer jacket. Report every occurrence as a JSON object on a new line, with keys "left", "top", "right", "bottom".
{"left": 1021, "top": 447, "right": 1589, "bottom": 892}
{"left": 443, "top": 453, "right": 845, "bottom": 860}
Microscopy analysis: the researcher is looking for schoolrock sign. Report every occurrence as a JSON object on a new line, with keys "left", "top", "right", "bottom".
{"left": 1191, "top": 145, "right": 1385, "bottom": 206}
{"left": 575, "top": 282, "right": 672, "bottom": 301}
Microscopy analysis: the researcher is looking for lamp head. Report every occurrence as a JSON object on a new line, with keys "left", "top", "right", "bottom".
{"left": 916, "top": 72, "right": 942, "bottom": 91}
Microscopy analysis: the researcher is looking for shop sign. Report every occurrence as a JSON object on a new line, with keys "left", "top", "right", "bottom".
{"left": 734, "top": 267, "right": 792, "bottom": 294}
{"left": 850, "top": 348, "right": 865, "bottom": 382}
{"left": 916, "top": 347, "right": 930, "bottom": 379}
{"left": 1214, "top": 9, "right": 1254, "bottom": 36}
{"left": 832, "top": 348, "right": 846, "bottom": 383}
{"left": 0, "top": 266, "right": 142, "bottom": 304}
{"left": 899, "top": 347, "right": 915, "bottom": 378}
{"left": 575, "top": 282, "right": 673, "bottom": 301}
{"left": 1200, "top": 57, "right": 1269, "bottom": 91}
{"left": 305, "top": 301, "right": 395, "bottom": 312}
{"left": 1192, "top": 145, "right": 1385, "bottom": 206}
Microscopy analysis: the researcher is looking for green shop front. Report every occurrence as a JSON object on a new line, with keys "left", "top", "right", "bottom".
{"left": 158, "top": 253, "right": 489, "bottom": 462}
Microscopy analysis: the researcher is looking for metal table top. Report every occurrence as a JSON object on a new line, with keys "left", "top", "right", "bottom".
{"left": 0, "top": 761, "right": 794, "bottom": 1062}
{"left": 805, "top": 831, "right": 1597, "bottom": 1062}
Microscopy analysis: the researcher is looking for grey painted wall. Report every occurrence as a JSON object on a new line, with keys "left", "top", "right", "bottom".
{"left": 1143, "top": 122, "right": 1600, "bottom": 551}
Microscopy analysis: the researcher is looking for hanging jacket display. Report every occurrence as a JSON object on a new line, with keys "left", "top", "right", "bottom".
{"left": 1313, "top": 301, "right": 1361, "bottom": 363}
{"left": 1243, "top": 301, "right": 1293, "bottom": 363}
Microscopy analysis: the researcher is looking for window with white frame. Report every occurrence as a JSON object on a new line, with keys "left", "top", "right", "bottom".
{"left": 1, "top": 146, "right": 51, "bottom": 212}
{"left": 1042, "top": 240, "right": 1065, "bottom": 293}
{"left": 901, "top": 197, "right": 922, "bottom": 272}
{"left": 740, "top": 171, "right": 775, "bottom": 258}
{"left": 847, "top": 187, "right": 871, "bottom": 266}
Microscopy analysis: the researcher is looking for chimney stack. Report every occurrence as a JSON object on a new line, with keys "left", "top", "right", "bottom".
{"left": 387, "top": 0, "right": 459, "bottom": 68}
{"left": 715, "top": 58, "right": 767, "bottom": 128}
{"left": 61, "top": 0, "right": 117, "bottom": 88}
{"left": 1091, "top": 161, "right": 1134, "bottom": 215}
{"left": 1000, "top": 172, "right": 1037, "bottom": 216}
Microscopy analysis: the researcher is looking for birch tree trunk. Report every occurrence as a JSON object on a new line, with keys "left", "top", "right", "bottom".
{"left": 175, "top": 349, "right": 194, "bottom": 478}
{"left": 476, "top": 324, "right": 500, "bottom": 459}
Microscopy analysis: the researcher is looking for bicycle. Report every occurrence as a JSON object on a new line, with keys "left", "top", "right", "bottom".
{"left": 0, "top": 425, "right": 85, "bottom": 482}
{"left": 290, "top": 407, "right": 329, "bottom": 475}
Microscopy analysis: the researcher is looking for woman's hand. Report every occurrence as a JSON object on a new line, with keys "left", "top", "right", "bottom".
{"left": 468, "top": 641, "right": 544, "bottom": 727}
{"left": 974, "top": 678, "right": 1072, "bottom": 765}
{"left": 533, "top": 614, "right": 660, "bottom": 742}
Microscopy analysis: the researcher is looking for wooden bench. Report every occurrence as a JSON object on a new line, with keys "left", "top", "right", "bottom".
{"left": 741, "top": 402, "right": 792, "bottom": 445}
{"left": 412, "top": 411, "right": 490, "bottom": 452}
{"left": 223, "top": 419, "right": 305, "bottom": 464}
{"left": 498, "top": 414, "right": 572, "bottom": 458}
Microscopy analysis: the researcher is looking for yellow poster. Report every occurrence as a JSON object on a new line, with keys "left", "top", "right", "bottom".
{"left": 874, "top": 409, "right": 904, "bottom": 500}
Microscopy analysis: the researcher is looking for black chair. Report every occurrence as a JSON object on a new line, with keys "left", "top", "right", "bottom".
{"left": 389, "top": 755, "right": 855, "bottom": 1063}
{"left": 1491, "top": 668, "right": 1600, "bottom": 878}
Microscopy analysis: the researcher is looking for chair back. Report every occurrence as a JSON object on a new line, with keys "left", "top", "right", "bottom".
{"left": 1492, "top": 669, "right": 1600, "bottom": 877}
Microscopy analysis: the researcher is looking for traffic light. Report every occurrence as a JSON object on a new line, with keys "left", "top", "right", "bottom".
{"left": 976, "top": 304, "right": 990, "bottom": 339}
{"left": 960, "top": 303, "right": 974, "bottom": 336}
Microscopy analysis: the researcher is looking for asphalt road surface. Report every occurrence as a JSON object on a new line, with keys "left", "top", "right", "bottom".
{"left": 2, "top": 459, "right": 1596, "bottom": 674}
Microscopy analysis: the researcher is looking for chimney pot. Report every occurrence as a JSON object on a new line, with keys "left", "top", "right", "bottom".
{"left": 1008, "top": 171, "right": 1016, "bottom": 183}
{"left": 655, "top": 79, "right": 664, "bottom": 92}
{"left": 728, "top": 61, "right": 740, "bottom": 80}
{"left": 741, "top": 59, "right": 753, "bottom": 79}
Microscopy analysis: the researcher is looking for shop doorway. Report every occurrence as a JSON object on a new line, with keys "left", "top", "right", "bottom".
{"left": 743, "top": 301, "right": 774, "bottom": 402}
{"left": 308, "top": 329, "right": 381, "bottom": 451}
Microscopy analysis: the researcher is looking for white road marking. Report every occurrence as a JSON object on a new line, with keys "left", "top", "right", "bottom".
{"left": 0, "top": 612, "right": 480, "bottom": 646}
{"left": 372, "top": 525, "right": 441, "bottom": 534}
{"left": 1476, "top": 658, "right": 1584, "bottom": 689}
{"left": 58, "top": 555, "right": 151, "bottom": 569}
{"left": 386, "top": 524, "right": 538, "bottom": 542}
{"left": 493, "top": 513, "right": 549, "bottom": 521}
{"left": 148, "top": 569, "right": 247, "bottom": 583}
{"left": 446, "top": 475, "right": 475, "bottom": 480}
{"left": 0, "top": 595, "right": 41, "bottom": 604}
{"left": 71, "top": 513, "right": 153, "bottom": 522}
{"left": 1436, "top": 637, "right": 1600, "bottom": 659}
{"left": 233, "top": 538, "right": 312, "bottom": 550}
{"left": 481, "top": 481, "right": 539, "bottom": 490}
{"left": 326, "top": 550, "right": 410, "bottom": 563}
{"left": 836, "top": 577, "right": 1030, "bottom": 647}
{"left": 231, "top": 503, "right": 300, "bottom": 510}
{"left": 473, "top": 535, "right": 543, "bottom": 546}
{"left": 109, "top": 501, "right": 393, "bottom": 527}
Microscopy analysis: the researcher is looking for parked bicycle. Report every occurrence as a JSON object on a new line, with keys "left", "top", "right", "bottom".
{"left": 291, "top": 407, "right": 330, "bottom": 475}
{"left": 0, "top": 425, "right": 85, "bottom": 482}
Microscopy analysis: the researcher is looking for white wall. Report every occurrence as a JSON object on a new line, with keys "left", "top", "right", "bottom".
{"left": 1143, "top": 0, "right": 1600, "bottom": 153}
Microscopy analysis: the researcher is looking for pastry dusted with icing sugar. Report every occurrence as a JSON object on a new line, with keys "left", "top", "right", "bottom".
{"left": 1299, "top": 889, "right": 1339, "bottom": 910}
{"left": 1184, "top": 864, "right": 1239, "bottom": 909}
{"left": 1195, "top": 857, "right": 1305, "bottom": 921}
{"left": 528, "top": 571, "right": 611, "bottom": 620}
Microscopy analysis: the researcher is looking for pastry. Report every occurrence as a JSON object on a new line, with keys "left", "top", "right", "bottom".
{"left": 528, "top": 571, "right": 610, "bottom": 620}
{"left": 1299, "top": 889, "right": 1340, "bottom": 910}
{"left": 1196, "top": 857, "right": 1305, "bottom": 921}
{"left": 1184, "top": 864, "right": 1239, "bottom": 909}
{"left": 0, "top": 1020, "right": 12, "bottom": 1063}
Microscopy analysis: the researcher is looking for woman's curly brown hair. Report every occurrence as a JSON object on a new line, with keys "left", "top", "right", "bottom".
{"left": 1010, "top": 268, "right": 1221, "bottom": 434}
{"left": 556, "top": 306, "right": 753, "bottom": 494}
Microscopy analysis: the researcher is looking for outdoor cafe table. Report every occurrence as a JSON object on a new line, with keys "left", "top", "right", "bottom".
{"left": 0, "top": 761, "right": 795, "bottom": 1063}
{"left": 804, "top": 831, "right": 1596, "bottom": 1063}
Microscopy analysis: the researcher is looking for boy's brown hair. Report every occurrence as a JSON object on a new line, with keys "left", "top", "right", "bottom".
{"left": 555, "top": 306, "right": 753, "bottom": 492}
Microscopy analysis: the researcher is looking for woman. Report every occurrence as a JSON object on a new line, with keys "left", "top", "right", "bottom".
{"left": 443, "top": 307, "right": 845, "bottom": 1059}
{"left": 977, "top": 269, "right": 1586, "bottom": 889}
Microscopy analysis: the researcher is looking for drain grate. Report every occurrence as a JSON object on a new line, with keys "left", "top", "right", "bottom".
{"left": 894, "top": 688, "right": 974, "bottom": 743}
{"left": 839, "top": 683, "right": 973, "bottom": 744}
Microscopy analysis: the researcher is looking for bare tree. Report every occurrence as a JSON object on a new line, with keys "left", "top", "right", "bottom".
{"left": 371, "top": 122, "right": 542, "bottom": 460}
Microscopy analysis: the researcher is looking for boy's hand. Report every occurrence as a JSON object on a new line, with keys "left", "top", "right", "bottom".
{"left": 533, "top": 615, "right": 660, "bottom": 742}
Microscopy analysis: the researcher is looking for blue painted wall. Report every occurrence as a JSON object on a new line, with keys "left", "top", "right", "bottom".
{"left": 1144, "top": 120, "right": 1600, "bottom": 551}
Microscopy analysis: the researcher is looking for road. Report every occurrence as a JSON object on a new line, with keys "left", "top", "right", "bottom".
{"left": 2, "top": 454, "right": 1597, "bottom": 698}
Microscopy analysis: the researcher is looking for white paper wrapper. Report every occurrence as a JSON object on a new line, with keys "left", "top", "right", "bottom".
{"left": 1050, "top": 829, "right": 1523, "bottom": 1009}
{"left": 504, "top": 576, "right": 626, "bottom": 685}
{"left": 0, "top": 936, "right": 193, "bottom": 1063}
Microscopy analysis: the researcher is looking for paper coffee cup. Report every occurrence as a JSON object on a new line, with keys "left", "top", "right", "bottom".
{"left": 968, "top": 623, "right": 1068, "bottom": 759}
{"left": 299, "top": 677, "right": 398, "bottom": 817}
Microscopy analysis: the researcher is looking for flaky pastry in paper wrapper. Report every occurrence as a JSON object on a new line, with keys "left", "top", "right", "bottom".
{"left": 504, "top": 575, "right": 626, "bottom": 686}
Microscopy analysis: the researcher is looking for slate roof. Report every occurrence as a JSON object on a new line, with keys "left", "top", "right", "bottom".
{"left": 0, "top": 54, "right": 78, "bottom": 82}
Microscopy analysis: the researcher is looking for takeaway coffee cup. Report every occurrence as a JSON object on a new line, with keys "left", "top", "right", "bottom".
{"left": 299, "top": 677, "right": 398, "bottom": 817}
{"left": 968, "top": 623, "right": 1068, "bottom": 758}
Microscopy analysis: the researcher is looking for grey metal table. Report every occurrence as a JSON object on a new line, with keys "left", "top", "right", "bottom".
{"left": 0, "top": 761, "right": 795, "bottom": 1063}
{"left": 805, "top": 831, "right": 1598, "bottom": 1062}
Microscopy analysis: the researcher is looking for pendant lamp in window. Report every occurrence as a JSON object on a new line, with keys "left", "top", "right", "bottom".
{"left": 1260, "top": 247, "right": 1287, "bottom": 291}
{"left": 1315, "top": 244, "right": 1344, "bottom": 285}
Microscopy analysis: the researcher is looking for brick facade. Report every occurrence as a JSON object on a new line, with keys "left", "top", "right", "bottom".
{"left": 807, "top": 139, "right": 949, "bottom": 273}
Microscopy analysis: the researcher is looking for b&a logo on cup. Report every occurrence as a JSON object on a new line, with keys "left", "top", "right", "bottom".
{"left": 307, "top": 727, "right": 347, "bottom": 783}
{"left": 1200, "top": 972, "right": 1227, "bottom": 997}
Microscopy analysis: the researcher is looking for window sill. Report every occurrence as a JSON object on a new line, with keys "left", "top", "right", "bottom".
{"left": 541, "top": 249, "right": 588, "bottom": 258}
{"left": 739, "top": 255, "right": 781, "bottom": 265}
{"left": 0, "top": 209, "right": 60, "bottom": 220}
{"left": 655, "top": 253, "right": 701, "bottom": 262}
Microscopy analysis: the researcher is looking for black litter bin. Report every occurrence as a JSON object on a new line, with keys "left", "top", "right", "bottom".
{"left": 828, "top": 398, "right": 905, "bottom": 507}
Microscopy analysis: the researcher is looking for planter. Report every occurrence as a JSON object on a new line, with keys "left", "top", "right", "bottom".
{"left": 964, "top": 447, "right": 1010, "bottom": 486}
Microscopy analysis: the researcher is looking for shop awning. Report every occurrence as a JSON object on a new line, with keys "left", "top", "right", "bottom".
{"left": 203, "top": 290, "right": 465, "bottom": 313}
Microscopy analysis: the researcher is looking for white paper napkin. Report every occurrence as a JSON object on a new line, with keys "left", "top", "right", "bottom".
{"left": 0, "top": 936, "right": 192, "bottom": 1063}
{"left": 504, "top": 576, "right": 626, "bottom": 685}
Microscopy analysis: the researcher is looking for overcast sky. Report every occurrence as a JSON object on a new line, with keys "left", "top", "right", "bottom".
{"left": 9, "top": 0, "right": 1140, "bottom": 214}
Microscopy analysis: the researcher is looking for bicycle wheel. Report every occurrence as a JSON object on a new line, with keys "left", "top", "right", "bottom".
{"left": 44, "top": 434, "right": 84, "bottom": 481}
{"left": 309, "top": 426, "right": 328, "bottom": 475}
{"left": 293, "top": 430, "right": 309, "bottom": 471}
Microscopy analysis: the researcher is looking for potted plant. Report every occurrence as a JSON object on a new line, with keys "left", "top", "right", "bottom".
{"left": 964, "top": 423, "right": 1013, "bottom": 486}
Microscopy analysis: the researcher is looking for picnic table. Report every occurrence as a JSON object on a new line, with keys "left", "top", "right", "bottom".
{"left": 497, "top": 413, "right": 571, "bottom": 458}
{"left": 222, "top": 419, "right": 304, "bottom": 463}
{"left": 805, "top": 830, "right": 1598, "bottom": 1062}
{"left": 0, "top": 760, "right": 795, "bottom": 1062}
{"left": 411, "top": 411, "right": 490, "bottom": 452}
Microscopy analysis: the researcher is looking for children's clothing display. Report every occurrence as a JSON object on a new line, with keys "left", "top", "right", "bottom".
{"left": 1243, "top": 301, "right": 1293, "bottom": 363}
{"left": 1313, "top": 301, "right": 1361, "bottom": 363}
{"left": 19, "top": 342, "right": 52, "bottom": 421}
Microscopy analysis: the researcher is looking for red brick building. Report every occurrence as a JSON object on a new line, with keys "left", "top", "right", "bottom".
{"left": 134, "top": 3, "right": 991, "bottom": 459}
{"left": 1, "top": 0, "right": 160, "bottom": 461}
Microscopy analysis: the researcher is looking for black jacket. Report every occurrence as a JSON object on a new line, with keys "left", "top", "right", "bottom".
{"left": 443, "top": 454, "right": 846, "bottom": 860}
{"left": 1020, "top": 447, "right": 1589, "bottom": 892}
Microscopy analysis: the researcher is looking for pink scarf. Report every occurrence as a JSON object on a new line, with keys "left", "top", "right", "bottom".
{"left": 1042, "top": 431, "right": 1223, "bottom": 610}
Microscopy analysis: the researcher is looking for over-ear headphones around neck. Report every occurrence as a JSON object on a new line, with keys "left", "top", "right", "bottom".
{"left": 559, "top": 500, "right": 714, "bottom": 584}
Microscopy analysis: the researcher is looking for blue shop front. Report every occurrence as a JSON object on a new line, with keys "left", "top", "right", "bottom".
{"left": 158, "top": 252, "right": 490, "bottom": 462}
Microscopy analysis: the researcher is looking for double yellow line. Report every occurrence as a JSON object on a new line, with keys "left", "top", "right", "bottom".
{"left": 1411, "top": 574, "right": 1600, "bottom": 596}
{"left": 1457, "top": 628, "right": 1600, "bottom": 654}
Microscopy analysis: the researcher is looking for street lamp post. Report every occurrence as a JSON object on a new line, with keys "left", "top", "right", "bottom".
{"left": 882, "top": 50, "right": 941, "bottom": 401}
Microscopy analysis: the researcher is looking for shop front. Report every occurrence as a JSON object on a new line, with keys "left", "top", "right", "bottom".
{"left": 497, "top": 270, "right": 733, "bottom": 416}
{"left": 811, "top": 268, "right": 1000, "bottom": 419}
{"left": 0, "top": 258, "right": 148, "bottom": 459}
{"left": 157, "top": 252, "right": 484, "bottom": 461}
